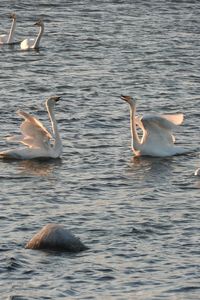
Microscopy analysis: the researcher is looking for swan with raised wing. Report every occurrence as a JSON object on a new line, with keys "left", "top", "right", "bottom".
{"left": 121, "top": 95, "right": 187, "bottom": 157}
{"left": 0, "top": 13, "right": 17, "bottom": 44}
{"left": 0, "top": 96, "right": 62, "bottom": 160}
{"left": 20, "top": 19, "right": 44, "bottom": 50}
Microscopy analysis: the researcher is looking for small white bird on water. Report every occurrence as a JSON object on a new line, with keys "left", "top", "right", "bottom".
{"left": 121, "top": 95, "right": 187, "bottom": 157}
{"left": 0, "top": 13, "right": 17, "bottom": 45}
{"left": 25, "top": 224, "right": 88, "bottom": 252}
{"left": 0, "top": 96, "right": 62, "bottom": 160}
{"left": 194, "top": 168, "right": 200, "bottom": 176}
{"left": 20, "top": 19, "right": 44, "bottom": 50}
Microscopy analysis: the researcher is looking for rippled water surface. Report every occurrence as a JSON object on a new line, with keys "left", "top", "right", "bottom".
{"left": 0, "top": 1, "right": 200, "bottom": 299}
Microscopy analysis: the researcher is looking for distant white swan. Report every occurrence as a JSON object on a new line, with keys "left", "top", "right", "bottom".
{"left": 0, "top": 13, "right": 17, "bottom": 44}
{"left": 0, "top": 96, "right": 62, "bottom": 160}
{"left": 25, "top": 224, "right": 88, "bottom": 252}
{"left": 194, "top": 168, "right": 200, "bottom": 176}
{"left": 20, "top": 19, "right": 44, "bottom": 50}
{"left": 121, "top": 95, "right": 187, "bottom": 157}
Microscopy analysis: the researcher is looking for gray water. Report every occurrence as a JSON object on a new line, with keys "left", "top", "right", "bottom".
{"left": 0, "top": 1, "right": 200, "bottom": 299}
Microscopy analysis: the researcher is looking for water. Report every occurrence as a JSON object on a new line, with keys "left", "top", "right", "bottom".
{"left": 0, "top": 1, "right": 200, "bottom": 299}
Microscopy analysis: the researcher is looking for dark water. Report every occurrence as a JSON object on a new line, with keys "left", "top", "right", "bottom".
{"left": 0, "top": 1, "right": 200, "bottom": 299}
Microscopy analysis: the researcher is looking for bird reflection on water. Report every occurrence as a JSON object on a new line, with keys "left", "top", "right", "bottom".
{"left": 17, "top": 158, "right": 62, "bottom": 177}
{"left": 130, "top": 155, "right": 172, "bottom": 169}
{"left": 128, "top": 155, "right": 174, "bottom": 182}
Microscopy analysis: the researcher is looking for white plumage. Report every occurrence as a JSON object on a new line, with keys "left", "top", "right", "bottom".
{"left": 0, "top": 13, "right": 17, "bottom": 44}
{"left": 194, "top": 168, "right": 200, "bottom": 176}
{"left": 20, "top": 19, "right": 44, "bottom": 50}
{"left": 121, "top": 95, "right": 187, "bottom": 157}
{"left": 0, "top": 96, "right": 62, "bottom": 160}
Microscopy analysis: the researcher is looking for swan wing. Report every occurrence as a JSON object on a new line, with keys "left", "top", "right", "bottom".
{"left": 135, "top": 115, "right": 147, "bottom": 143}
{"left": 20, "top": 38, "right": 35, "bottom": 50}
{"left": 17, "top": 110, "right": 52, "bottom": 148}
{"left": 135, "top": 116, "right": 144, "bottom": 130}
{"left": 142, "top": 114, "right": 179, "bottom": 130}
{"left": 141, "top": 114, "right": 176, "bottom": 144}
{"left": 161, "top": 113, "right": 184, "bottom": 126}
{"left": 135, "top": 115, "right": 177, "bottom": 144}
{"left": 6, "top": 135, "right": 24, "bottom": 143}
{"left": 0, "top": 34, "right": 8, "bottom": 44}
{"left": 6, "top": 134, "right": 38, "bottom": 148}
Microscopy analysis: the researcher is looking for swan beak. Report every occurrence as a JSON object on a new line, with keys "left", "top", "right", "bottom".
{"left": 55, "top": 96, "right": 61, "bottom": 102}
{"left": 120, "top": 95, "right": 132, "bottom": 102}
{"left": 9, "top": 13, "right": 16, "bottom": 19}
{"left": 34, "top": 19, "right": 42, "bottom": 26}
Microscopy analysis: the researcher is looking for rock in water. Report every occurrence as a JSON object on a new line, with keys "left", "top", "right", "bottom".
{"left": 25, "top": 224, "right": 87, "bottom": 252}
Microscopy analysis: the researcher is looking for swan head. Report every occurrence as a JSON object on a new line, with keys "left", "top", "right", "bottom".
{"left": 121, "top": 95, "right": 136, "bottom": 106}
{"left": 9, "top": 13, "right": 16, "bottom": 20}
{"left": 34, "top": 19, "right": 44, "bottom": 27}
{"left": 46, "top": 96, "right": 61, "bottom": 108}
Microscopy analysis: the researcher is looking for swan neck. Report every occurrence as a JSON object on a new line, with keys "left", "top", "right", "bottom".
{"left": 7, "top": 18, "right": 16, "bottom": 43}
{"left": 130, "top": 103, "right": 140, "bottom": 150}
{"left": 47, "top": 104, "right": 62, "bottom": 153}
{"left": 33, "top": 24, "right": 44, "bottom": 49}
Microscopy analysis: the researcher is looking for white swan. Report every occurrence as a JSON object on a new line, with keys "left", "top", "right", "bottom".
{"left": 194, "top": 168, "right": 200, "bottom": 176}
{"left": 20, "top": 19, "right": 44, "bottom": 50}
{"left": 0, "top": 96, "right": 62, "bottom": 160}
{"left": 0, "top": 13, "right": 17, "bottom": 44}
{"left": 121, "top": 95, "right": 187, "bottom": 157}
{"left": 25, "top": 224, "right": 88, "bottom": 252}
